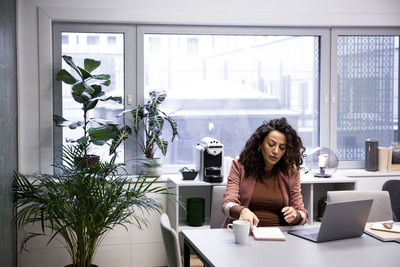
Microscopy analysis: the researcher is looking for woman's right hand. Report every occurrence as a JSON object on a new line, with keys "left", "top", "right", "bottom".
{"left": 239, "top": 208, "right": 259, "bottom": 231}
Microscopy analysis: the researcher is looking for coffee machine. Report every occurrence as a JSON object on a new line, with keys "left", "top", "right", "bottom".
{"left": 195, "top": 137, "right": 224, "bottom": 183}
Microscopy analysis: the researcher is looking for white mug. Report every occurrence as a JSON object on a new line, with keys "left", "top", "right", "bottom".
{"left": 227, "top": 220, "right": 250, "bottom": 244}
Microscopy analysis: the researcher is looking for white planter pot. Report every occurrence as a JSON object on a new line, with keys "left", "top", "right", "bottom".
{"left": 142, "top": 158, "right": 163, "bottom": 177}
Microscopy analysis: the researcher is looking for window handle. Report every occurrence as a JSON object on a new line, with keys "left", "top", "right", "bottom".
{"left": 127, "top": 95, "right": 133, "bottom": 105}
{"left": 324, "top": 94, "right": 329, "bottom": 104}
{"left": 331, "top": 94, "right": 336, "bottom": 104}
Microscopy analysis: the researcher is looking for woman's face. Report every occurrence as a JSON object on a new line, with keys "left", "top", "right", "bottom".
{"left": 260, "top": 130, "right": 287, "bottom": 171}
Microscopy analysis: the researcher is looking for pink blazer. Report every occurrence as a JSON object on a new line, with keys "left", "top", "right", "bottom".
{"left": 222, "top": 159, "right": 309, "bottom": 227}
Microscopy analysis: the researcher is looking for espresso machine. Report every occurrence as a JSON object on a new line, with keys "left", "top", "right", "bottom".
{"left": 195, "top": 137, "right": 224, "bottom": 183}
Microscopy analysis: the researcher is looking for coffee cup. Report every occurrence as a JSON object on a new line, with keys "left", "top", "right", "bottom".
{"left": 227, "top": 220, "right": 250, "bottom": 244}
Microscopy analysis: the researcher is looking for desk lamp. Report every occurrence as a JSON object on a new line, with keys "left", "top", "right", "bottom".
{"left": 305, "top": 147, "right": 338, "bottom": 178}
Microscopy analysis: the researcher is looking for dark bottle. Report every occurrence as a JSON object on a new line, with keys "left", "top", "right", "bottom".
{"left": 365, "top": 139, "right": 378, "bottom": 171}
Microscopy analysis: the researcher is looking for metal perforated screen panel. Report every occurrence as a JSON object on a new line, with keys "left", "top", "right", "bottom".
{"left": 337, "top": 36, "right": 398, "bottom": 161}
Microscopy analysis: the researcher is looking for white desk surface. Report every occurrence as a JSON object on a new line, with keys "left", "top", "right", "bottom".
{"left": 182, "top": 226, "right": 400, "bottom": 267}
{"left": 167, "top": 172, "right": 355, "bottom": 186}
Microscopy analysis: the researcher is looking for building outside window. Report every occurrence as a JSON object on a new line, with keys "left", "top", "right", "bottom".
{"left": 143, "top": 33, "right": 321, "bottom": 165}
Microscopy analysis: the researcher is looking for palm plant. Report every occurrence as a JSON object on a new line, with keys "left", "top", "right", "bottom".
{"left": 13, "top": 145, "right": 170, "bottom": 267}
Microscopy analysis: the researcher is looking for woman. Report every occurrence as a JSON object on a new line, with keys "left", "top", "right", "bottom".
{"left": 222, "top": 117, "right": 308, "bottom": 230}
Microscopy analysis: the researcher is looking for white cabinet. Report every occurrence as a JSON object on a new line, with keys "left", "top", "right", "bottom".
{"left": 300, "top": 173, "right": 355, "bottom": 224}
{"left": 166, "top": 173, "right": 356, "bottom": 230}
{"left": 166, "top": 174, "right": 224, "bottom": 231}
{"left": 337, "top": 169, "right": 400, "bottom": 191}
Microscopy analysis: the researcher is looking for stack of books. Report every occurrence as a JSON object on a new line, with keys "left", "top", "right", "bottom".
{"left": 378, "top": 147, "right": 400, "bottom": 172}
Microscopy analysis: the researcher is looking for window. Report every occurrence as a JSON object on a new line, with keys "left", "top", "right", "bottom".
{"left": 333, "top": 30, "right": 400, "bottom": 166}
{"left": 51, "top": 24, "right": 400, "bottom": 171}
{"left": 53, "top": 24, "right": 134, "bottom": 166}
{"left": 141, "top": 28, "right": 327, "bottom": 165}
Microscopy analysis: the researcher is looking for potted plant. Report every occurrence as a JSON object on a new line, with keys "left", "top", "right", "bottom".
{"left": 124, "top": 90, "right": 178, "bottom": 175}
{"left": 179, "top": 167, "right": 198, "bottom": 180}
{"left": 13, "top": 145, "right": 170, "bottom": 267}
{"left": 54, "top": 55, "right": 130, "bottom": 167}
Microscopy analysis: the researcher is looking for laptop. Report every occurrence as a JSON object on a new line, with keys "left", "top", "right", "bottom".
{"left": 289, "top": 199, "right": 373, "bottom": 242}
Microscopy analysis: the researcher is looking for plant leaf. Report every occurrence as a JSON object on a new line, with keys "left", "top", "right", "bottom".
{"left": 149, "top": 115, "right": 164, "bottom": 133}
{"left": 53, "top": 114, "right": 82, "bottom": 129}
{"left": 76, "top": 136, "right": 89, "bottom": 146}
{"left": 88, "top": 125, "right": 118, "bottom": 145}
{"left": 91, "top": 95, "right": 122, "bottom": 104}
{"left": 148, "top": 90, "right": 166, "bottom": 106}
{"left": 92, "top": 74, "right": 110, "bottom": 80}
{"left": 130, "top": 106, "right": 145, "bottom": 132}
{"left": 164, "top": 115, "right": 179, "bottom": 142}
{"left": 156, "top": 138, "right": 168, "bottom": 156}
{"left": 102, "top": 80, "right": 111, "bottom": 86}
{"left": 56, "top": 69, "right": 78, "bottom": 85}
{"left": 109, "top": 126, "right": 131, "bottom": 155}
{"left": 71, "top": 82, "right": 86, "bottom": 103}
{"left": 78, "top": 66, "right": 92, "bottom": 80}
{"left": 62, "top": 55, "right": 81, "bottom": 77}
{"left": 84, "top": 58, "right": 101, "bottom": 73}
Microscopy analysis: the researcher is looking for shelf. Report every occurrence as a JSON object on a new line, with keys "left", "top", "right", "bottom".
{"left": 166, "top": 173, "right": 356, "bottom": 230}
{"left": 337, "top": 169, "right": 400, "bottom": 178}
{"left": 178, "top": 218, "right": 211, "bottom": 231}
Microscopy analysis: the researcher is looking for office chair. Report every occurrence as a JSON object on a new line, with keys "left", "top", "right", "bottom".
{"left": 382, "top": 180, "right": 400, "bottom": 221}
{"left": 210, "top": 185, "right": 227, "bottom": 228}
{"left": 327, "top": 190, "right": 392, "bottom": 222}
{"left": 160, "top": 213, "right": 182, "bottom": 267}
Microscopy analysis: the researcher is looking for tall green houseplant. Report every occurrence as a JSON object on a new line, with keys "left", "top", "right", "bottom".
{"left": 14, "top": 145, "right": 169, "bottom": 267}
{"left": 54, "top": 55, "right": 130, "bottom": 163}
{"left": 127, "top": 90, "right": 178, "bottom": 159}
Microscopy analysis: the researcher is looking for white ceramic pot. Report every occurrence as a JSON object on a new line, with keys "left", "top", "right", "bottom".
{"left": 142, "top": 157, "right": 163, "bottom": 177}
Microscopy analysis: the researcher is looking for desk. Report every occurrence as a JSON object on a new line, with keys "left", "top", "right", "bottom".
{"left": 182, "top": 226, "right": 400, "bottom": 267}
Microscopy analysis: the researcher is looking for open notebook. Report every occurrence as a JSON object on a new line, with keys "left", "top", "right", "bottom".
{"left": 252, "top": 227, "right": 286, "bottom": 241}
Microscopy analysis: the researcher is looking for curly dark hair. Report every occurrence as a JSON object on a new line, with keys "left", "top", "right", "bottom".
{"left": 239, "top": 117, "right": 305, "bottom": 179}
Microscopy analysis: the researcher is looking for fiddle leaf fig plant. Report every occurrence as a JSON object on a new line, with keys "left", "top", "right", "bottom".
{"left": 123, "top": 90, "right": 178, "bottom": 159}
{"left": 54, "top": 55, "right": 130, "bottom": 157}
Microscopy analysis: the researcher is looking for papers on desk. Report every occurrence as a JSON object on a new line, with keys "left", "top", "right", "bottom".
{"left": 364, "top": 222, "right": 400, "bottom": 243}
{"left": 370, "top": 222, "right": 400, "bottom": 233}
{"left": 252, "top": 227, "right": 286, "bottom": 241}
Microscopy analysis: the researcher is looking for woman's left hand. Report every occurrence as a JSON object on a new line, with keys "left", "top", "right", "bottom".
{"left": 282, "top": 206, "right": 300, "bottom": 225}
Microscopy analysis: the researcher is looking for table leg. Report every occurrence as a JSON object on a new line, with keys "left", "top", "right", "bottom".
{"left": 184, "top": 239, "right": 190, "bottom": 267}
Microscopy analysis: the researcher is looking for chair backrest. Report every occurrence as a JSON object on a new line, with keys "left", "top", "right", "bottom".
{"left": 160, "top": 213, "right": 182, "bottom": 267}
{"left": 382, "top": 180, "right": 400, "bottom": 221}
{"left": 210, "top": 185, "right": 227, "bottom": 229}
{"left": 327, "top": 190, "right": 392, "bottom": 222}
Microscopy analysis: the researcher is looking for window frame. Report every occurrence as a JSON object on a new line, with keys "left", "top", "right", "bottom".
{"left": 47, "top": 22, "right": 400, "bottom": 173}
{"left": 52, "top": 23, "right": 137, "bottom": 172}
{"left": 137, "top": 25, "right": 331, "bottom": 172}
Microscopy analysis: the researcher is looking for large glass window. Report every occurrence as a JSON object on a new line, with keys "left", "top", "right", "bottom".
{"left": 143, "top": 33, "right": 321, "bottom": 164}
{"left": 51, "top": 24, "right": 400, "bottom": 171}
{"left": 336, "top": 35, "right": 399, "bottom": 162}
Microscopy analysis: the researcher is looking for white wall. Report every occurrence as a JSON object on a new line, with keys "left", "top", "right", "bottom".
{"left": 17, "top": 0, "right": 400, "bottom": 173}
